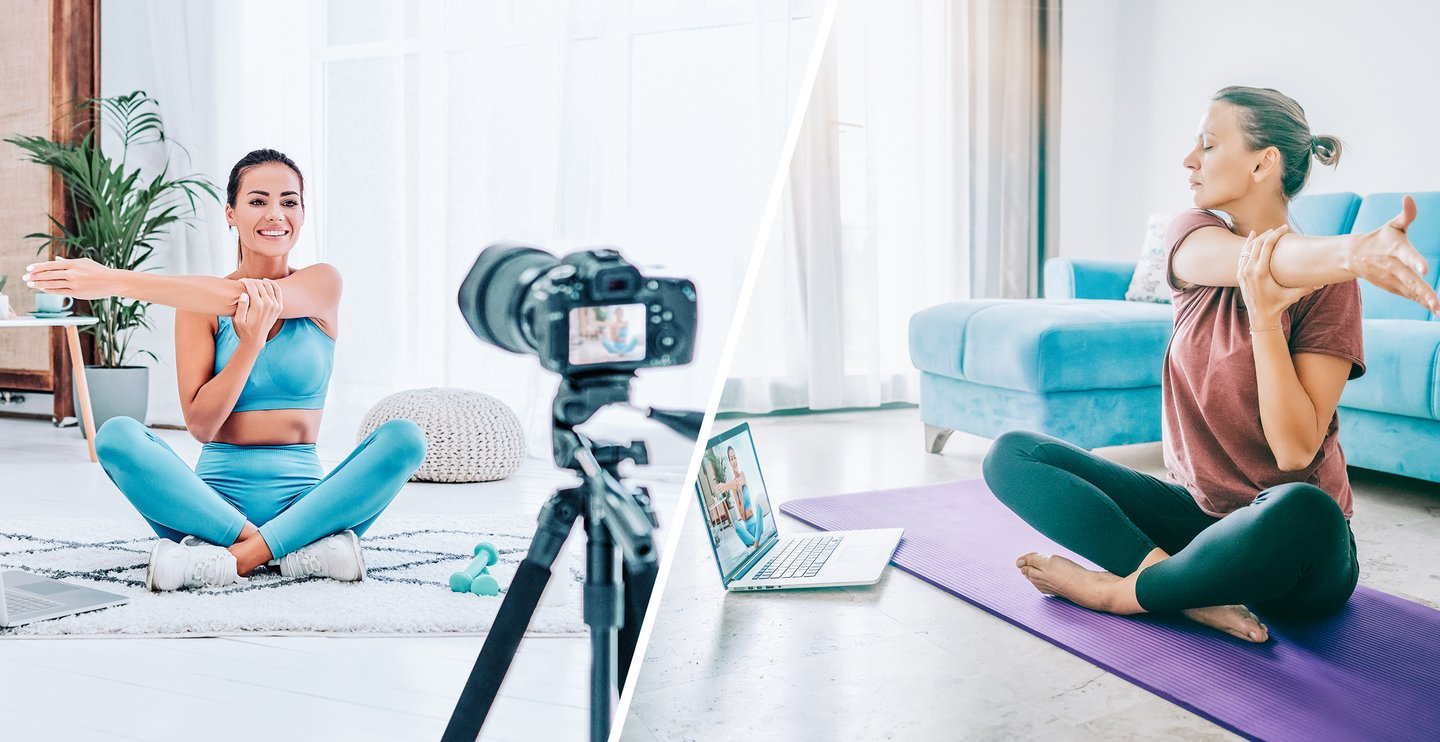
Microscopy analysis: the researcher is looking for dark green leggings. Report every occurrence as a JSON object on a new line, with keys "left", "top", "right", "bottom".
{"left": 981, "top": 430, "right": 1358, "bottom": 618}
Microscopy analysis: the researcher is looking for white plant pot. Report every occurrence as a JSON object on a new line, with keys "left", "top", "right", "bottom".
{"left": 73, "top": 365, "right": 150, "bottom": 439}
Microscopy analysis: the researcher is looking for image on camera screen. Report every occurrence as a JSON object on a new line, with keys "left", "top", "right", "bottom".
{"left": 569, "top": 303, "right": 648, "bottom": 365}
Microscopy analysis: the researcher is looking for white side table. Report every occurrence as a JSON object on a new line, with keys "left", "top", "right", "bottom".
{"left": 0, "top": 315, "right": 100, "bottom": 462}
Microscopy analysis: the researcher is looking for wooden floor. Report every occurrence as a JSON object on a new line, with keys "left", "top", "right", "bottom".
{"left": 620, "top": 407, "right": 1440, "bottom": 741}
{"left": 0, "top": 414, "right": 685, "bottom": 742}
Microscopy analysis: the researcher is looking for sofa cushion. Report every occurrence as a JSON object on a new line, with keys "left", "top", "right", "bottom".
{"left": 909, "top": 299, "right": 1174, "bottom": 393}
{"left": 1350, "top": 192, "right": 1440, "bottom": 321}
{"left": 1339, "top": 319, "right": 1440, "bottom": 421}
{"left": 1290, "top": 192, "right": 1360, "bottom": 237}
{"left": 1043, "top": 258, "right": 1136, "bottom": 300}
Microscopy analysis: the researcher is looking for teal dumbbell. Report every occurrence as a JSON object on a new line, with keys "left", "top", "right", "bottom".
{"left": 449, "top": 542, "right": 500, "bottom": 596}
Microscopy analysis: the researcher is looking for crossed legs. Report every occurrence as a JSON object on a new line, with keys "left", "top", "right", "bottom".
{"left": 96, "top": 416, "right": 426, "bottom": 576}
{"left": 982, "top": 430, "right": 1358, "bottom": 641}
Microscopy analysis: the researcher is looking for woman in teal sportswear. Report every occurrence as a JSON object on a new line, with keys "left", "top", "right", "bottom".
{"left": 713, "top": 445, "right": 764, "bottom": 548}
{"left": 24, "top": 149, "right": 426, "bottom": 591}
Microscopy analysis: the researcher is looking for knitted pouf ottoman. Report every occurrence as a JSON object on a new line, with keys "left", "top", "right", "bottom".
{"left": 357, "top": 388, "right": 526, "bottom": 482}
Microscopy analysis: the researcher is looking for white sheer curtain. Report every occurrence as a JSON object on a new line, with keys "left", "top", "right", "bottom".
{"left": 100, "top": 0, "right": 227, "bottom": 428}
{"left": 721, "top": 0, "right": 1057, "bottom": 414}
{"left": 967, "top": 0, "right": 1061, "bottom": 299}
{"left": 104, "top": 0, "right": 823, "bottom": 462}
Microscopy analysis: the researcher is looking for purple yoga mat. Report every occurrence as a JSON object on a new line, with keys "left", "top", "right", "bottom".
{"left": 780, "top": 479, "right": 1440, "bottom": 742}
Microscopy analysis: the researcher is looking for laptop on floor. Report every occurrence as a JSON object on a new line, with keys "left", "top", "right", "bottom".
{"left": 1, "top": 570, "right": 129, "bottom": 627}
{"left": 695, "top": 422, "right": 902, "bottom": 591}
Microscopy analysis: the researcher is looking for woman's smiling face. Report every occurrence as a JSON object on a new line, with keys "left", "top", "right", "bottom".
{"left": 227, "top": 162, "right": 305, "bottom": 258}
{"left": 1182, "top": 101, "right": 1271, "bottom": 210}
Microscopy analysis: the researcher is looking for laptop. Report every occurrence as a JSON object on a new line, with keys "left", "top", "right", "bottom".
{"left": 695, "top": 422, "right": 902, "bottom": 591}
{"left": 0, "top": 570, "right": 129, "bottom": 627}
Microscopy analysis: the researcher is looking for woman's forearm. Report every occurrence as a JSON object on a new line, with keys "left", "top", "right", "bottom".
{"left": 184, "top": 343, "right": 260, "bottom": 442}
{"left": 1251, "top": 327, "right": 1323, "bottom": 471}
{"left": 1268, "top": 233, "right": 1359, "bottom": 289}
{"left": 113, "top": 271, "right": 244, "bottom": 316}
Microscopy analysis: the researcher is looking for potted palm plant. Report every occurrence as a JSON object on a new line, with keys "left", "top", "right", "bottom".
{"left": 5, "top": 91, "right": 217, "bottom": 433}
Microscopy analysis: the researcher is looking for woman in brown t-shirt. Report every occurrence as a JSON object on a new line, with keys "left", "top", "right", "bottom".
{"left": 983, "top": 86, "right": 1440, "bottom": 642}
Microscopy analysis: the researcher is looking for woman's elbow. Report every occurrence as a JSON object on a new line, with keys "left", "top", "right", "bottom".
{"left": 1274, "top": 446, "right": 1320, "bottom": 472}
{"left": 182, "top": 413, "right": 218, "bottom": 443}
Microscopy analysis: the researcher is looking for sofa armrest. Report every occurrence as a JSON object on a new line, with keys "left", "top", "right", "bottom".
{"left": 1044, "top": 258, "right": 1138, "bottom": 300}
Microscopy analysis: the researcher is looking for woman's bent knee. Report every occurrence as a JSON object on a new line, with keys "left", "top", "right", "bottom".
{"left": 983, "top": 430, "right": 1047, "bottom": 490}
{"left": 373, "top": 418, "right": 427, "bottom": 472}
{"left": 95, "top": 416, "right": 148, "bottom": 463}
{"left": 1255, "top": 483, "right": 1339, "bottom": 522}
{"left": 1250, "top": 482, "right": 1346, "bottom": 546}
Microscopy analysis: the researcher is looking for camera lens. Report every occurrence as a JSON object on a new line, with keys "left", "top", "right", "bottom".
{"left": 458, "top": 244, "right": 558, "bottom": 354}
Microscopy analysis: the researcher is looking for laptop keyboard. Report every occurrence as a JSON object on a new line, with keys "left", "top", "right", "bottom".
{"left": 752, "top": 535, "right": 843, "bottom": 580}
{"left": 6, "top": 589, "right": 63, "bottom": 616}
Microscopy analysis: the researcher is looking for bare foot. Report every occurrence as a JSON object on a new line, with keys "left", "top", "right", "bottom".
{"left": 1018, "top": 551, "right": 1270, "bottom": 643}
{"left": 1015, "top": 552, "right": 1139, "bottom": 614}
{"left": 1182, "top": 605, "right": 1269, "bottom": 643}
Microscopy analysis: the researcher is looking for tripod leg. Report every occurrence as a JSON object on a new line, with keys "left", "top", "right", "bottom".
{"left": 618, "top": 554, "right": 657, "bottom": 691}
{"left": 442, "top": 496, "right": 579, "bottom": 742}
{"left": 586, "top": 516, "right": 620, "bottom": 741}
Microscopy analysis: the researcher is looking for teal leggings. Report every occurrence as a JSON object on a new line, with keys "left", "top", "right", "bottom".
{"left": 734, "top": 486, "right": 764, "bottom": 547}
{"left": 982, "top": 430, "right": 1358, "bottom": 619}
{"left": 95, "top": 416, "right": 426, "bottom": 559}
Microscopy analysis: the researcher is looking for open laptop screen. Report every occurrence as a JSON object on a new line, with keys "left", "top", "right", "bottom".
{"left": 695, "top": 422, "right": 778, "bottom": 582}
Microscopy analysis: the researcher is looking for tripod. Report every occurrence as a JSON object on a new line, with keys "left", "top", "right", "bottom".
{"left": 442, "top": 373, "right": 697, "bottom": 742}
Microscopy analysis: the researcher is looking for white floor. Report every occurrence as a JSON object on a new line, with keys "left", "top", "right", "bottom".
{"left": 619, "top": 407, "right": 1440, "bottom": 741}
{"left": 0, "top": 414, "right": 684, "bottom": 742}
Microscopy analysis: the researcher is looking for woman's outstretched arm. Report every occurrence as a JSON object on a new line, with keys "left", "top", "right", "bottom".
{"left": 1173, "top": 196, "right": 1439, "bottom": 313}
{"left": 23, "top": 258, "right": 341, "bottom": 320}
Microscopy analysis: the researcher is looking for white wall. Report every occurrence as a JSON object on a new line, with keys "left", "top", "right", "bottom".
{"left": 1060, "top": 0, "right": 1440, "bottom": 261}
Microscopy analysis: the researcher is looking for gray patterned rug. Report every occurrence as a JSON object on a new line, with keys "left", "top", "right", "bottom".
{"left": 0, "top": 514, "right": 584, "bottom": 637}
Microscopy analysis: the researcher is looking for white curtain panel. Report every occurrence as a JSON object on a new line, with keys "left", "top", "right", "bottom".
{"left": 99, "top": 0, "right": 228, "bottom": 428}
{"left": 101, "top": 0, "right": 822, "bottom": 459}
{"left": 965, "top": 0, "right": 1061, "bottom": 300}
{"left": 721, "top": 0, "right": 1057, "bottom": 414}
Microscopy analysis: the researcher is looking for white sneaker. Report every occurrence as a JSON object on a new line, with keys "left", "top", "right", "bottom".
{"left": 146, "top": 538, "right": 246, "bottom": 592}
{"left": 278, "top": 530, "right": 366, "bottom": 582}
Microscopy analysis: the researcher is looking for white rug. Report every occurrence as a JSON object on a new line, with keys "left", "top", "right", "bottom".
{"left": 0, "top": 514, "right": 585, "bottom": 637}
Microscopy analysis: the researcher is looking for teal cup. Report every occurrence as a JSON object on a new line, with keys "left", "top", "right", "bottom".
{"left": 34, "top": 294, "right": 73, "bottom": 313}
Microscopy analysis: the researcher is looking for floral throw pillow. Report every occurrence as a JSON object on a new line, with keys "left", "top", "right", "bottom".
{"left": 1125, "top": 212, "right": 1172, "bottom": 304}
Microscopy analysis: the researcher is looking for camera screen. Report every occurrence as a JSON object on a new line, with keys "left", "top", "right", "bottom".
{"left": 569, "top": 304, "right": 648, "bottom": 365}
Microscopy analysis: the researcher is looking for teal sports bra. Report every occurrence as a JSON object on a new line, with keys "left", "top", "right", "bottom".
{"left": 214, "top": 316, "right": 335, "bottom": 412}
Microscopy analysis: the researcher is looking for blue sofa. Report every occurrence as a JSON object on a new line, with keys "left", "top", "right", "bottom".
{"left": 909, "top": 192, "right": 1440, "bottom": 485}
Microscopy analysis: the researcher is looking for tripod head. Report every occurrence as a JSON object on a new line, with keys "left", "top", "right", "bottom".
{"left": 550, "top": 371, "right": 670, "bottom": 569}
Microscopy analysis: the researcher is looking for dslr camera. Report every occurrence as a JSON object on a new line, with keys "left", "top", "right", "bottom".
{"left": 459, "top": 244, "right": 697, "bottom": 376}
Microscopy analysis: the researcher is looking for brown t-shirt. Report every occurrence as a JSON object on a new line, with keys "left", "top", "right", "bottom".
{"left": 1162, "top": 208, "right": 1365, "bottom": 518}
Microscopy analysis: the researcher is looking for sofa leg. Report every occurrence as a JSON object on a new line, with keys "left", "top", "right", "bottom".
{"left": 924, "top": 424, "right": 954, "bottom": 454}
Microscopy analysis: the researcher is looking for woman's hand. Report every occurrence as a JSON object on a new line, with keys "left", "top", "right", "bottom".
{"left": 232, "top": 278, "right": 283, "bottom": 349}
{"left": 21, "top": 256, "right": 119, "bottom": 300}
{"left": 1238, "top": 225, "right": 1320, "bottom": 327}
{"left": 1349, "top": 195, "right": 1440, "bottom": 314}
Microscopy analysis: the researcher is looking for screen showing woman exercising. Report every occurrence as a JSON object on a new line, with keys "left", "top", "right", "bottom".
{"left": 569, "top": 303, "right": 647, "bottom": 364}
{"left": 697, "top": 426, "right": 778, "bottom": 579}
